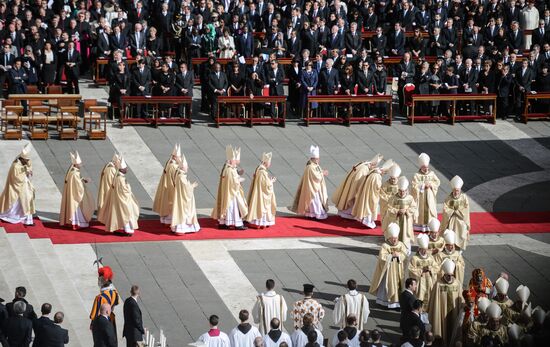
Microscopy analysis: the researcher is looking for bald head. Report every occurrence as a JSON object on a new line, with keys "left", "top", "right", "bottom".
{"left": 100, "top": 303, "right": 111, "bottom": 316}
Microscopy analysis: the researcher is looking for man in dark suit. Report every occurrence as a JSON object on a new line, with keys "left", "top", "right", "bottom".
{"left": 96, "top": 27, "right": 112, "bottom": 59}
{"left": 175, "top": 63, "right": 194, "bottom": 118}
{"left": 430, "top": 27, "right": 448, "bottom": 57}
{"left": 364, "top": 6, "right": 378, "bottom": 31}
{"left": 319, "top": 58, "right": 340, "bottom": 116}
{"left": 123, "top": 286, "right": 144, "bottom": 347}
{"left": 8, "top": 58, "right": 28, "bottom": 96}
{"left": 109, "top": 25, "right": 127, "bottom": 53}
{"left": 0, "top": 43, "right": 15, "bottom": 97}
{"left": 389, "top": 22, "right": 405, "bottom": 56}
{"left": 400, "top": 300, "right": 425, "bottom": 343}
{"left": 40, "top": 312, "right": 69, "bottom": 347}
{"left": 129, "top": 23, "right": 146, "bottom": 57}
{"left": 238, "top": 26, "right": 254, "bottom": 58}
{"left": 345, "top": 23, "right": 362, "bottom": 56}
{"left": 498, "top": 65, "right": 513, "bottom": 119}
{"left": 3, "top": 301, "right": 32, "bottom": 347}
{"left": 6, "top": 287, "right": 36, "bottom": 320}
{"left": 287, "top": 30, "right": 301, "bottom": 58}
{"left": 64, "top": 41, "right": 81, "bottom": 94}
{"left": 131, "top": 59, "right": 152, "bottom": 117}
{"left": 92, "top": 304, "right": 117, "bottom": 347}
{"left": 371, "top": 27, "right": 387, "bottom": 56}
{"left": 399, "top": 278, "right": 418, "bottom": 316}
{"left": 398, "top": 2, "right": 414, "bottom": 30}
{"left": 397, "top": 53, "right": 416, "bottom": 112}
{"left": 515, "top": 59, "right": 534, "bottom": 118}
{"left": 208, "top": 63, "right": 229, "bottom": 118}
{"left": 326, "top": 25, "right": 343, "bottom": 51}
{"left": 532, "top": 20, "right": 550, "bottom": 48}
{"left": 508, "top": 21, "right": 524, "bottom": 54}
{"left": 32, "top": 303, "right": 53, "bottom": 347}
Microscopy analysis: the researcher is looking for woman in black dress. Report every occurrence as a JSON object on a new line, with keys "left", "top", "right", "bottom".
{"left": 408, "top": 28, "right": 426, "bottom": 59}
{"left": 146, "top": 27, "right": 161, "bottom": 58}
{"left": 109, "top": 62, "right": 131, "bottom": 118}
{"left": 228, "top": 63, "right": 246, "bottom": 96}
{"left": 477, "top": 60, "right": 496, "bottom": 114}
{"left": 287, "top": 58, "right": 302, "bottom": 114}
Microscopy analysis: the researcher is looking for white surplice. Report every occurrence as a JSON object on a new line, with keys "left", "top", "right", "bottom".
{"left": 332, "top": 328, "right": 360, "bottom": 347}
{"left": 198, "top": 329, "right": 231, "bottom": 347}
{"left": 229, "top": 324, "right": 261, "bottom": 347}
{"left": 291, "top": 327, "right": 323, "bottom": 347}
{"left": 253, "top": 291, "right": 288, "bottom": 334}
{"left": 333, "top": 290, "right": 371, "bottom": 328}
{"left": 263, "top": 330, "right": 292, "bottom": 347}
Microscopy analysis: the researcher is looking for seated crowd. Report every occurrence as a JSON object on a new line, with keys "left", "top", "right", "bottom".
{"left": 0, "top": 0, "right": 548, "bottom": 120}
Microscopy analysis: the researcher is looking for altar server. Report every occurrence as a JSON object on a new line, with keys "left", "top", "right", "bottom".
{"left": 170, "top": 152, "right": 200, "bottom": 234}
{"left": 245, "top": 152, "right": 277, "bottom": 228}
{"left": 198, "top": 315, "right": 231, "bottom": 347}
{"left": 97, "top": 153, "right": 120, "bottom": 220}
{"left": 428, "top": 259, "right": 463, "bottom": 346}
{"left": 382, "top": 176, "right": 417, "bottom": 248}
{"left": 369, "top": 223, "right": 409, "bottom": 308}
{"left": 290, "top": 313, "right": 323, "bottom": 347}
{"left": 333, "top": 279, "right": 370, "bottom": 329}
{"left": 332, "top": 154, "right": 382, "bottom": 219}
{"left": 212, "top": 145, "right": 248, "bottom": 230}
{"left": 290, "top": 145, "right": 329, "bottom": 219}
{"left": 263, "top": 318, "right": 292, "bottom": 347}
{"left": 0, "top": 144, "right": 35, "bottom": 225}
{"left": 441, "top": 175, "right": 471, "bottom": 250}
{"left": 98, "top": 158, "right": 140, "bottom": 235}
{"left": 59, "top": 151, "right": 95, "bottom": 229}
{"left": 411, "top": 153, "right": 440, "bottom": 232}
{"left": 253, "top": 279, "right": 288, "bottom": 334}
{"left": 153, "top": 144, "right": 181, "bottom": 225}
{"left": 229, "top": 310, "right": 261, "bottom": 347}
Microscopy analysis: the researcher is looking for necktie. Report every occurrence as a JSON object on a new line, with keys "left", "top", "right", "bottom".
{"left": 4, "top": 54, "right": 7, "bottom": 66}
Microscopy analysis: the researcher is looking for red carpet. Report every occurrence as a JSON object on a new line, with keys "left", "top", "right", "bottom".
{"left": 1, "top": 211, "right": 550, "bottom": 244}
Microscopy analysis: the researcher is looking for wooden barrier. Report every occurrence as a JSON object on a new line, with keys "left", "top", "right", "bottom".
{"left": 409, "top": 93, "right": 497, "bottom": 125}
{"left": 523, "top": 92, "right": 550, "bottom": 123}
{"left": 8, "top": 94, "right": 82, "bottom": 104}
{"left": 120, "top": 96, "right": 192, "bottom": 128}
{"left": 215, "top": 95, "right": 286, "bottom": 127}
{"left": 305, "top": 95, "right": 392, "bottom": 126}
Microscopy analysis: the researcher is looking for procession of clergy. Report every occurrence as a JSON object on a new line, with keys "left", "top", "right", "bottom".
{"left": 1, "top": 143, "right": 544, "bottom": 346}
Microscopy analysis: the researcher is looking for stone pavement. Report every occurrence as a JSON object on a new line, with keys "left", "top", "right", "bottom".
{"left": 0, "top": 82, "right": 549, "bottom": 346}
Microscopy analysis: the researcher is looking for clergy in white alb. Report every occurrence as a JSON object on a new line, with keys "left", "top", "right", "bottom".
{"left": 408, "top": 234, "right": 438, "bottom": 311}
{"left": 0, "top": 144, "right": 35, "bottom": 225}
{"left": 245, "top": 152, "right": 277, "bottom": 228}
{"left": 332, "top": 154, "right": 382, "bottom": 220}
{"left": 333, "top": 279, "right": 370, "bottom": 329}
{"left": 381, "top": 176, "right": 417, "bottom": 249}
{"left": 59, "top": 151, "right": 95, "bottom": 229}
{"left": 170, "top": 153, "right": 200, "bottom": 234}
{"left": 440, "top": 175, "right": 471, "bottom": 250}
{"left": 253, "top": 279, "right": 288, "bottom": 334}
{"left": 290, "top": 313, "right": 323, "bottom": 347}
{"left": 434, "top": 229, "right": 465, "bottom": 286}
{"left": 379, "top": 164, "right": 401, "bottom": 220}
{"left": 352, "top": 159, "right": 394, "bottom": 229}
{"left": 263, "top": 318, "right": 292, "bottom": 347}
{"left": 290, "top": 145, "right": 328, "bottom": 220}
{"left": 211, "top": 145, "right": 248, "bottom": 229}
{"left": 153, "top": 144, "right": 181, "bottom": 225}
{"left": 197, "top": 315, "right": 231, "bottom": 347}
{"left": 369, "top": 223, "right": 409, "bottom": 308}
{"left": 97, "top": 158, "right": 140, "bottom": 235}
{"left": 229, "top": 310, "right": 261, "bottom": 347}
{"left": 97, "top": 153, "right": 120, "bottom": 222}
{"left": 411, "top": 153, "right": 440, "bottom": 232}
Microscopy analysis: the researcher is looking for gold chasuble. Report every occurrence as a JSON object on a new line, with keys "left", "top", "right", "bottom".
{"left": 97, "top": 161, "right": 118, "bottom": 221}
{"left": 290, "top": 160, "right": 328, "bottom": 215}
{"left": 428, "top": 276, "right": 463, "bottom": 346}
{"left": 211, "top": 164, "right": 248, "bottom": 220}
{"left": 380, "top": 179, "right": 398, "bottom": 220}
{"left": 408, "top": 252, "right": 438, "bottom": 311}
{"left": 441, "top": 192, "right": 471, "bottom": 250}
{"left": 0, "top": 159, "right": 35, "bottom": 216}
{"left": 245, "top": 164, "right": 277, "bottom": 224}
{"left": 59, "top": 166, "right": 94, "bottom": 226}
{"left": 411, "top": 170, "right": 440, "bottom": 231}
{"left": 331, "top": 161, "right": 370, "bottom": 211}
{"left": 382, "top": 193, "right": 417, "bottom": 248}
{"left": 351, "top": 168, "right": 383, "bottom": 222}
{"left": 170, "top": 167, "right": 199, "bottom": 231}
{"left": 369, "top": 239, "right": 408, "bottom": 307}
{"left": 99, "top": 172, "right": 140, "bottom": 232}
{"left": 152, "top": 158, "right": 179, "bottom": 218}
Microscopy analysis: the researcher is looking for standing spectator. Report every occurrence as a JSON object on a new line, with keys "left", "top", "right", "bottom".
{"left": 318, "top": 58, "right": 339, "bottom": 116}
{"left": 0, "top": 43, "right": 15, "bottom": 97}
{"left": 288, "top": 58, "right": 302, "bottom": 114}
{"left": 32, "top": 303, "right": 53, "bottom": 346}
{"left": 477, "top": 60, "right": 497, "bottom": 115}
{"left": 515, "top": 59, "right": 534, "bottom": 119}
{"left": 40, "top": 42, "right": 57, "bottom": 90}
{"left": 373, "top": 63, "right": 387, "bottom": 117}
{"left": 198, "top": 315, "right": 230, "bottom": 347}
{"left": 8, "top": 58, "right": 28, "bottom": 96}
{"left": 123, "top": 285, "right": 144, "bottom": 347}
{"left": 146, "top": 27, "right": 161, "bottom": 58}
{"left": 238, "top": 26, "right": 254, "bottom": 58}
{"left": 175, "top": 62, "right": 194, "bottom": 117}
{"left": 520, "top": 0, "right": 540, "bottom": 49}
{"left": 218, "top": 29, "right": 236, "bottom": 59}
{"left": 157, "top": 3, "right": 173, "bottom": 53}
{"left": 397, "top": 52, "right": 415, "bottom": 113}
{"left": 300, "top": 61, "right": 318, "bottom": 117}
{"left": 415, "top": 62, "right": 431, "bottom": 116}
{"left": 389, "top": 22, "right": 405, "bottom": 56}
{"left": 92, "top": 304, "right": 117, "bottom": 347}
{"left": 208, "top": 63, "right": 228, "bottom": 119}
{"left": 441, "top": 66, "right": 459, "bottom": 116}
{"left": 109, "top": 61, "right": 130, "bottom": 115}
{"left": 399, "top": 279, "right": 418, "bottom": 316}
{"left": 41, "top": 312, "right": 69, "bottom": 346}
{"left": 508, "top": 21, "right": 524, "bottom": 54}
{"left": 3, "top": 301, "right": 32, "bottom": 347}
{"left": 497, "top": 65, "right": 513, "bottom": 119}
{"left": 6, "top": 288, "right": 36, "bottom": 320}
{"left": 64, "top": 41, "right": 81, "bottom": 94}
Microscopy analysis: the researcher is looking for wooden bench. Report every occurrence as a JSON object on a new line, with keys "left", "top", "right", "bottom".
{"left": 58, "top": 106, "right": 79, "bottom": 140}
{"left": 2, "top": 105, "right": 24, "bottom": 140}
{"left": 409, "top": 93, "right": 497, "bottom": 125}
{"left": 523, "top": 92, "right": 550, "bottom": 123}
{"left": 305, "top": 95, "right": 393, "bottom": 126}
{"left": 120, "top": 96, "right": 193, "bottom": 128}
{"left": 216, "top": 95, "right": 286, "bottom": 127}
